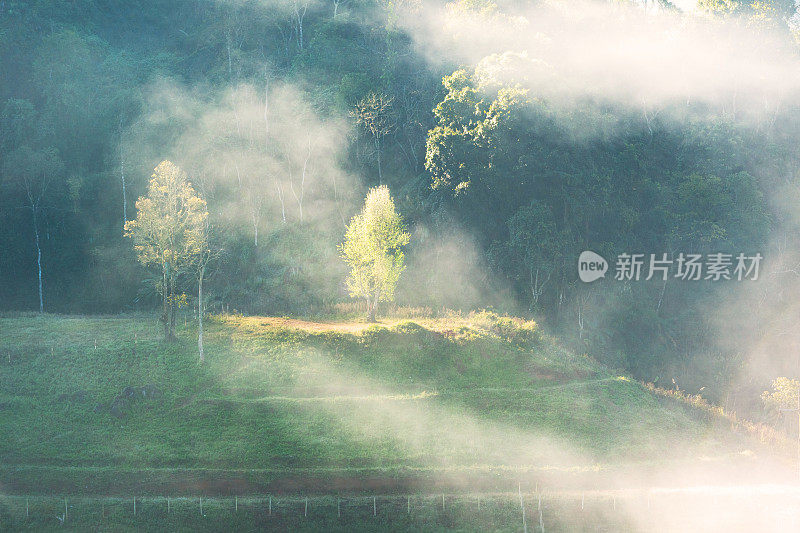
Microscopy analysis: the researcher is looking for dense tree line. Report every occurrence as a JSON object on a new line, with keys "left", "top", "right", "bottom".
{"left": 3, "top": 0, "right": 800, "bottom": 404}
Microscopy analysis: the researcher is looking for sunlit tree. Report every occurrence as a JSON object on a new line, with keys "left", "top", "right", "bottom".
{"left": 340, "top": 185, "right": 409, "bottom": 322}
{"left": 762, "top": 377, "right": 800, "bottom": 457}
{"left": 762, "top": 377, "right": 800, "bottom": 410}
{"left": 125, "top": 161, "right": 208, "bottom": 340}
{"left": 698, "top": 0, "right": 796, "bottom": 27}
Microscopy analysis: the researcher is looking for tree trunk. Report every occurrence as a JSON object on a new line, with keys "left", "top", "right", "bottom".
{"left": 656, "top": 276, "right": 667, "bottom": 314}
{"left": 226, "top": 28, "right": 233, "bottom": 80}
{"left": 32, "top": 207, "right": 43, "bottom": 314}
{"left": 375, "top": 136, "right": 382, "bottom": 185}
{"left": 169, "top": 272, "right": 177, "bottom": 339}
{"left": 264, "top": 78, "right": 287, "bottom": 224}
{"left": 365, "top": 293, "right": 375, "bottom": 322}
{"left": 121, "top": 153, "right": 127, "bottom": 228}
{"left": 162, "top": 265, "right": 169, "bottom": 340}
{"left": 253, "top": 215, "right": 259, "bottom": 247}
{"left": 198, "top": 265, "right": 205, "bottom": 363}
{"left": 367, "top": 288, "right": 380, "bottom": 322}
{"left": 295, "top": 5, "right": 305, "bottom": 50}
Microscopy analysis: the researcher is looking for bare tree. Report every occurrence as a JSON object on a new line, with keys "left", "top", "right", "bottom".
{"left": 291, "top": 0, "right": 310, "bottom": 50}
{"left": 3, "top": 147, "right": 63, "bottom": 313}
{"left": 575, "top": 287, "right": 593, "bottom": 341}
{"left": 353, "top": 93, "right": 395, "bottom": 184}
{"left": 264, "top": 77, "right": 287, "bottom": 223}
{"left": 529, "top": 267, "right": 551, "bottom": 309}
{"left": 221, "top": 1, "right": 248, "bottom": 82}
{"left": 119, "top": 119, "right": 128, "bottom": 229}
{"left": 195, "top": 224, "right": 216, "bottom": 363}
{"left": 332, "top": 0, "right": 348, "bottom": 18}
{"left": 286, "top": 135, "right": 311, "bottom": 222}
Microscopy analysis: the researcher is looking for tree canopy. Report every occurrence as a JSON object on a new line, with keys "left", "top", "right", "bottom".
{"left": 125, "top": 160, "right": 208, "bottom": 339}
{"left": 2, "top": 0, "right": 800, "bottom": 409}
{"left": 340, "top": 185, "right": 410, "bottom": 321}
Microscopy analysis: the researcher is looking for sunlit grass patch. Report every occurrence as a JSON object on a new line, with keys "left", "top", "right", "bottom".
{"left": 0, "top": 312, "right": 776, "bottom": 500}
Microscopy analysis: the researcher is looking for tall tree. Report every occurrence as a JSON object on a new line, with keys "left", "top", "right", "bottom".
{"left": 354, "top": 93, "right": 395, "bottom": 185}
{"left": 340, "top": 185, "right": 409, "bottom": 322}
{"left": 125, "top": 161, "right": 208, "bottom": 340}
{"left": 192, "top": 212, "right": 216, "bottom": 363}
{"left": 2, "top": 146, "right": 64, "bottom": 314}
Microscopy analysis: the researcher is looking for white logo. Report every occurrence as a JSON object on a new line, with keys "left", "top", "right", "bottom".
{"left": 578, "top": 251, "right": 608, "bottom": 282}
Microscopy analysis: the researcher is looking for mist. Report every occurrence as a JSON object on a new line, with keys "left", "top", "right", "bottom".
{"left": 125, "top": 78, "right": 357, "bottom": 232}
{"left": 5, "top": 1, "right": 800, "bottom": 531}
{"left": 399, "top": 0, "right": 800, "bottom": 122}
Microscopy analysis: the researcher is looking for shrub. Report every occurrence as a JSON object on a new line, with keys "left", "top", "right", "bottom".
{"left": 359, "top": 324, "right": 390, "bottom": 344}
{"left": 453, "top": 325, "right": 482, "bottom": 343}
{"left": 390, "top": 306, "right": 436, "bottom": 318}
{"left": 392, "top": 320, "right": 426, "bottom": 335}
{"left": 469, "top": 310, "right": 540, "bottom": 344}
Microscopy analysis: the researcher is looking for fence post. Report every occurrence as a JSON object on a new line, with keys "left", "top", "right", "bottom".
{"left": 269, "top": 496, "right": 272, "bottom": 516}
{"left": 373, "top": 496, "right": 376, "bottom": 517}
{"left": 200, "top": 497, "right": 203, "bottom": 516}
{"left": 538, "top": 494, "right": 544, "bottom": 533}
{"left": 26, "top": 497, "right": 29, "bottom": 519}
{"left": 519, "top": 483, "right": 527, "bottom": 533}
{"left": 167, "top": 497, "right": 170, "bottom": 513}
{"left": 133, "top": 496, "right": 136, "bottom": 516}
{"left": 65, "top": 497, "right": 68, "bottom": 522}
{"left": 305, "top": 497, "right": 308, "bottom": 517}
{"left": 235, "top": 496, "right": 238, "bottom": 513}
{"left": 338, "top": 497, "right": 341, "bottom": 518}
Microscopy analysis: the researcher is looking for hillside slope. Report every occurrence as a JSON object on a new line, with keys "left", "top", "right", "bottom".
{"left": 0, "top": 312, "right": 789, "bottom": 498}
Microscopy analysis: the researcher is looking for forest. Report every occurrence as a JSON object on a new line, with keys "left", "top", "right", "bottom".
{"left": 7, "top": 1, "right": 800, "bottom": 530}
{"left": 4, "top": 0, "right": 800, "bottom": 411}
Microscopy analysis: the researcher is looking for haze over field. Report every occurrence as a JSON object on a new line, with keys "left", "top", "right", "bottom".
{"left": 3, "top": 0, "right": 800, "bottom": 531}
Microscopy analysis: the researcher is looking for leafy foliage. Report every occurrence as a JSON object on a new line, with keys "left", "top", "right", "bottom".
{"left": 762, "top": 377, "right": 800, "bottom": 411}
{"left": 340, "top": 186, "right": 410, "bottom": 320}
{"left": 0, "top": 0, "right": 798, "bottom": 405}
{"left": 125, "top": 161, "right": 208, "bottom": 338}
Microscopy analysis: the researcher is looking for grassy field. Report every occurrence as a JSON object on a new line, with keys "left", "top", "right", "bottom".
{"left": 0, "top": 491, "right": 658, "bottom": 532}
{"left": 0, "top": 311, "right": 794, "bottom": 530}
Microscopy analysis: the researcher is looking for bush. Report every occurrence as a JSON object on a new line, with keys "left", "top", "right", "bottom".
{"left": 469, "top": 310, "right": 540, "bottom": 345}
{"left": 453, "top": 325, "right": 482, "bottom": 343}
{"left": 359, "top": 324, "right": 390, "bottom": 344}
{"left": 392, "top": 320, "right": 426, "bottom": 335}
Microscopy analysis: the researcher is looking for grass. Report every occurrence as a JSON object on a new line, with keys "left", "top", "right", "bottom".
{"left": 0, "top": 311, "right": 789, "bottom": 530}
{"left": 0, "top": 491, "right": 649, "bottom": 532}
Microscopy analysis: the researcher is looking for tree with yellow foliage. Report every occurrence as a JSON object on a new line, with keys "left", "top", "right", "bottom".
{"left": 125, "top": 161, "right": 208, "bottom": 341}
{"left": 340, "top": 185, "right": 409, "bottom": 322}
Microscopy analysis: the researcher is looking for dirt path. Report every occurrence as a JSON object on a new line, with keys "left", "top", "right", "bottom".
{"left": 219, "top": 315, "right": 475, "bottom": 336}
{"left": 226, "top": 316, "right": 383, "bottom": 334}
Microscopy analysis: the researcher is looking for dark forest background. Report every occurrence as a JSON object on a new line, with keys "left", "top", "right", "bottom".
{"left": 4, "top": 0, "right": 800, "bottom": 410}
